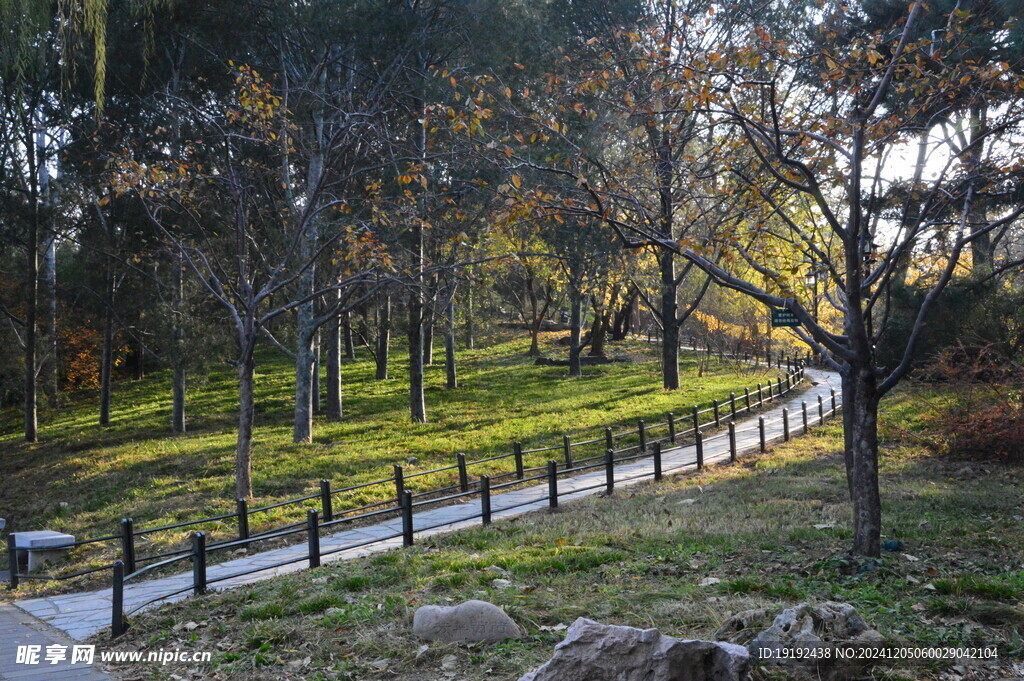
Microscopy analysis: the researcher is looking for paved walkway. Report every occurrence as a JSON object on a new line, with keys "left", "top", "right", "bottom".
{"left": 3, "top": 368, "right": 839, "bottom": 672}
{"left": 0, "top": 605, "right": 109, "bottom": 680}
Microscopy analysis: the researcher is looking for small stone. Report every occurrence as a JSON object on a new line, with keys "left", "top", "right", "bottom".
{"left": 413, "top": 600, "right": 522, "bottom": 643}
{"left": 678, "top": 499, "right": 697, "bottom": 506}
{"left": 406, "top": 456, "right": 420, "bottom": 465}
{"left": 441, "top": 654, "right": 458, "bottom": 670}
{"left": 371, "top": 658, "right": 388, "bottom": 670}
{"left": 903, "top": 554, "right": 920, "bottom": 562}
{"left": 484, "top": 565, "right": 509, "bottom": 576}
{"left": 699, "top": 577, "right": 722, "bottom": 587}
{"left": 416, "top": 644, "right": 429, "bottom": 659}
{"left": 492, "top": 578, "right": 514, "bottom": 589}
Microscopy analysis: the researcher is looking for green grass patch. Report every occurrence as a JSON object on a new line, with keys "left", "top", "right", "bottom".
{"left": 0, "top": 330, "right": 778, "bottom": 596}
{"left": 104, "top": 384, "right": 1024, "bottom": 680}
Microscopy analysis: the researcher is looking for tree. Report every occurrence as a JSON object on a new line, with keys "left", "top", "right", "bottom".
{"left": 666, "top": 1, "right": 1024, "bottom": 556}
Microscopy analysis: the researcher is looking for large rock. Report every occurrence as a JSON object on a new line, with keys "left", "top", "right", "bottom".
{"left": 722, "top": 602, "right": 885, "bottom": 681}
{"left": 412, "top": 600, "right": 522, "bottom": 643}
{"left": 518, "top": 617, "right": 750, "bottom": 681}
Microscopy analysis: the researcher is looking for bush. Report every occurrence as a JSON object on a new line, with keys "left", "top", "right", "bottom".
{"left": 922, "top": 344, "right": 1024, "bottom": 463}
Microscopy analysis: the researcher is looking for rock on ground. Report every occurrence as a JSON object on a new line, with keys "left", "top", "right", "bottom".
{"left": 518, "top": 617, "right": 750, "bottom": 681}
{"left": 720, "top": 602, "right": 885, "bottom": 681}
{"left": 412, "top": 600, "right": 522, "bottom": 643}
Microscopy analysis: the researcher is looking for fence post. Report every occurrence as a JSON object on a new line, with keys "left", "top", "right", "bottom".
{"left": 831, "top": 388, "right": 837, "bottom": 415}
{"left": 691, "top": 405, "right": 699, "bottom": 435}
{"left": 818, "top": 395, "right": 824, "bottom": 424}
{"left": 111, "top": 560, "right": 125, "bottom": 638}
{"left": 653, "top": 442, "right": 663, "bottom": 481}
{"left": 667, "top": 413, "right": 676, "bottom": 444}
{"left": 730, "top": 392, "right": 737, "bottom": 421}
{"left": 191, "top": 532, "right": 206, "bottom": 595}
{"left": 783, "top": 408, "right": 790, "bottom": 441}
{"left": 605, "top": 448, "right": 615, "bottom": 494}
{"left": 759, "top": 416, "right": 766, "bottom": 452}
{"left": 394, "top": 464, "right": 405, "bottom": 504}
{"left": 547, "top": 461, "right": 558, "bottom": 509}
{"left": 713, "top": 400, "right": 720, "bottom": 427}
{"left": 757, "top": 383, "right": 763, "bottom": 406}
{"left": 777, "top": 378, "right": 784, "bottom": 398}
{"left": 457, "top": 453, "right": 469, "bottom": 493}
{"left": 481, "top": 476, "right": 492, "bottom": 526}
{"left": 307, "top": 509, "right": 321, "bottom": 569}
{"left": 744, "top": 388, "right": 751, "bottom": 412}
{"left": 785, "top": 374, "right": 791, "bottom": 392}
{"left": 695, "top": 429, "right": 704, "bottom": 470}
{"left": 729, "top": 422, "right": 737, "bottom": 463}
{"left": 604, "top": 427, "right": 614, "bottom": 454}
{"left": 638, "top": 420, "right": 647, "bottom": 453}
{"left": 563, "top": 435, "right": 574, "bottom": 470}
{"left": 7, "top": 535, "right": 18, "bottom": 590}
{"left": 236, "top": 498, "right": 249, "bottom": 540}
{"left": 802, "top": 401, "right": 809, "bottom": 433}
{"left": 513, "top": 442, "right": 524, "bottom": 480}
{"left": 120, "top": 518, "right": 136, "bottom": 576}
{"left": 401, "top": 491, "right": 414, "bottom": 547}
{"left": 319, "top": 480, "right": 333, "bottom": 523}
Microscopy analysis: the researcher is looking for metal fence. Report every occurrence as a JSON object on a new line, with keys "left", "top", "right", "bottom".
{"left": 4, "top": 345, "right": 823, "bottom": 638}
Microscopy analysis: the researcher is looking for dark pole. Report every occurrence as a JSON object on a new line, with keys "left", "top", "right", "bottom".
{"left": 111, "top": 560, "right": 125, "bottom": 638}
{"left": 401, "top": 491, "right": 414, "bottom": 547}
{"left": 547, "top": 461, "right": 558, "bottom": 509}
{"left": 481, "top": 475, "right": 492, "bottom": 526}
{"left": 653, "top": 442, "right": 663, "bottom": 481}
{"left": 307, "top": 509, "right": 321, "bottom": 568}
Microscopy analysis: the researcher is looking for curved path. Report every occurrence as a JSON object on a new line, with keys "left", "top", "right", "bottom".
{"left": 2, "top": 368, "right": 840, "bottom": 677}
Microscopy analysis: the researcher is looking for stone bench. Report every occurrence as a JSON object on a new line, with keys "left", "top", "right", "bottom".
{"left": 11, "top": 531, "right": 76, "bottom": 572}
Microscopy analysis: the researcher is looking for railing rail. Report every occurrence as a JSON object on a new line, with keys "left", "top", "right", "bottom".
{"left": 4, "top": 342, "right": 826, "bottom": 642}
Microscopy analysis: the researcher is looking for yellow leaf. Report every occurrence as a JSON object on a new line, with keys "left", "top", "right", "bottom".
{"left": 511, "top": 174, "right": 522, "bottom": 189}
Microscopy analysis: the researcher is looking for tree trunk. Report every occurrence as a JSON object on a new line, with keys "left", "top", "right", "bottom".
{"left": 848, "top": 365, "right": 882, "bottom": 558}
{"left": 293, "top": 325, "right": 315, "bottom": 443}
{"left": 41, "top": 228, "right": 58, "bottom": 404}
{"left": 312, "top": 331, "right": 321, "bottom": 415}
{"left": 343, "top": 310, "right": 356, "bottom": 361}
{"left": 171, "top": 253, "right": 186, "bottom": 434}
{"left": 326, "top": 309, "right": 342, "bottom": 421}
{"left": 465, "top": 270, "right": 475, "bottom": 350}
{"left": 568, "top": 284, "right": 582, "bottom": 377}
{"left": 589, "top": 310, "right": 608, "bottom": 357}
{"left": 841, "top": 370, "right": 855, "bottom": 499}
{"left": 99, "top": 292, "right": 114, "bottom": 427}
{"left": 408, "top": 293, "right": 426, "bottom": 423}
{"left": 659, "top": 250, "right": 680, "bottom": 389}
{"left": 528, "top": 318, "right": 543, "bottom": 356}
{"left": 236, "top": 351, "right": 256, "bottom": 499}
{"left": 445, "top": 291, "right": 458, "bottom": 389}
{"left": 423, "top": 315, "right": 434, "bottom": 366}
{"left": 375, "top": 293, "right": 391, "bottom": 380}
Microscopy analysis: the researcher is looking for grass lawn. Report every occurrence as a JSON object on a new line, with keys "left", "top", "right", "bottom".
{"left": 101, "top": 384, "right": 1024, "bottom": 681}
{"left": 0, "top": 330, "right": 778, "bottom": 595}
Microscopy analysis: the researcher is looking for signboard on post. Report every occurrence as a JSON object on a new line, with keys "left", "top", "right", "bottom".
{"left": 771, "top": 308, "right": 801, "bottom": 328}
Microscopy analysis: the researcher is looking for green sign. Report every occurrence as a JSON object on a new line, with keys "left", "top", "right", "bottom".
{"left": 771, "top": 308, "right": 801, "bottom": 328}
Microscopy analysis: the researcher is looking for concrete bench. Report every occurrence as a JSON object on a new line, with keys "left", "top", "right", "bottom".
{"left": 11, "top": 531, "right": 75, "bottom": 572}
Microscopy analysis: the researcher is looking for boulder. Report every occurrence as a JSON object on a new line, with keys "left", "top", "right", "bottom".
{"left": 518, "top": 617, "right": 750, "bottom": 681}
{"left": 412, "top": 600, "right": 522, "bottom": 643}
{"left": 720, "top": 602, "right": 885, "bottom": 681}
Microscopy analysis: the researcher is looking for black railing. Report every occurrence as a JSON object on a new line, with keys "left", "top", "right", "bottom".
{"left": 3, "top": 343, "right": 826, "bottom": 638}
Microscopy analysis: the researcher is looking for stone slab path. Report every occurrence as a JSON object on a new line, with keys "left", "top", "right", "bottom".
{"left": 0, "top": 605, "right": 109, "bottom": 681}
{"left": 3, "top": 368, "right": 839, "bottom": 673}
